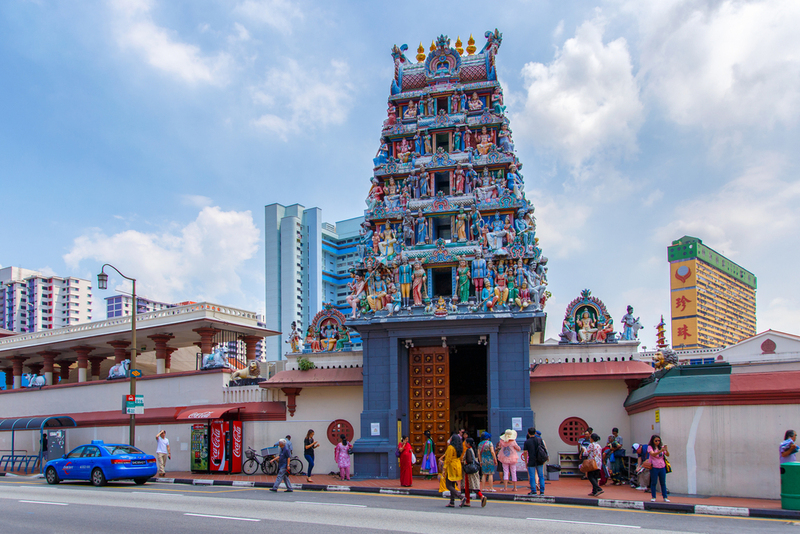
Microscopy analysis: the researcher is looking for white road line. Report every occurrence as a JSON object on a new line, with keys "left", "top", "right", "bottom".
{"left": 184, "top": 513, "right": 260, "bottom": 522}
{"left": 527, "top": 517, "right": 641, "bottom": 529}
{"left": 295, "top": 501, "right": 367, "bottom": 508}
{"left": 19, "top": 500, "right": 68, "bottom": 506}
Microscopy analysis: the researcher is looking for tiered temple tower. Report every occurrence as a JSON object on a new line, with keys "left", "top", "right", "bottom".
{"left": 349, "top": 31, "right": 548, "bottom": 478}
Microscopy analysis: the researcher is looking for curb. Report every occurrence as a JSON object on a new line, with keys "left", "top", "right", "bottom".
{"left": 147, "top": 477, "right": 800, "bottom": 520}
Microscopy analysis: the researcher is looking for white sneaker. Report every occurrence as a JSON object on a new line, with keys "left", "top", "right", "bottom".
{"left": 650, "top": 498, "right": 656, "bottom": 502}
{"left": 664, "top": 498, "right": 670, "bottom": 502}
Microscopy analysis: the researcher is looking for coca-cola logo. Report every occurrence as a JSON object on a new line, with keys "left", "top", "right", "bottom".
{"left": 232, "top": 425, "right": 242, "bottom": 458}
{"left": 211, "top": 427, "right": 221, "bottom": 450}
{"left": 188, "top": 411, "right": 214, "bottom": 419}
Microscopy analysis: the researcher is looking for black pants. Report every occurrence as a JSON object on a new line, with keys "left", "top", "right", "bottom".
{"left": 445, "top": 478, "right": 462, "bottom": 504}
{"left": 588, "top": 469, "right": 602, "bottom": 494}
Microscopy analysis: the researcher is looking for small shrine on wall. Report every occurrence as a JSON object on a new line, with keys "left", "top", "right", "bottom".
{"left": 558, "top": 289, "right": 616, "bottom": 344}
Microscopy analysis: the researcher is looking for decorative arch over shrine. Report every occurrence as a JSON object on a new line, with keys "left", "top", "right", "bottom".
{"left": 559, "top": 289, "right": 617, "bottom": 344}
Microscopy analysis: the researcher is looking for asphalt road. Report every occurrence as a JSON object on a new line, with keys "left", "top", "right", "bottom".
{"left": 0, "top": 477, "right": 797, "bottom": 534}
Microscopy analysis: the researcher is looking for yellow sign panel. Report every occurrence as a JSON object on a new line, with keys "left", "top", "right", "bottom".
{"left": 671, "top": 288, "right": 697, "bottom": 318}
{"left": 670, "top": 259, "right": 697, "bottom": 290}
{"left": 655, "top": 409, "right": 660, "bottom": 423}
{"left": 672, "top": 317, "right": 698, "bottom": 347}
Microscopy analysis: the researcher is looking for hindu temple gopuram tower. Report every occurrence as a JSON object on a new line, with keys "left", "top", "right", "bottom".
{"left": 348, "top": 31, "right": 548, "bottom": 478}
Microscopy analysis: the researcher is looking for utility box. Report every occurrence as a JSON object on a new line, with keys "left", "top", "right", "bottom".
{"left": 781, "top": 462, "right": 800, "bottom": 510}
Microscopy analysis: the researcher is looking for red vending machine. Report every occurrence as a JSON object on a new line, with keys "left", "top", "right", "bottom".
{"left": 209, "top": 420, "right": 242, "bottom": 473}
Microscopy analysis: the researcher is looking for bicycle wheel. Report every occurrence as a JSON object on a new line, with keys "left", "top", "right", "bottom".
{"left": 242, "top": 458, "right": 259, "bottom": 475}
{"left": 289, "top": 457, "right": 303, "bottom": 476}
{"left": 263, "top": 459, "right": 278, "bottom": 476}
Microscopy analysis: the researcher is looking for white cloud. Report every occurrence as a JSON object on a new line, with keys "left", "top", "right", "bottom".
{"left": 630, "top": 0, "right": 800, "bottom": 132}
{"left": 231, "top": 22, "right": 251, "bottom": 42}
{"left": 181, "top": 194, "right": 213, "bottom": 208}
{"left": 526, "top": 189, "right": 591, "bottom": 260}
{"left": 64, "top": 207, "right": 260, "bottom": 303}
{"left": 514, "top": 14, "right": 644, "bottom": 170}
{"left": 655, "top": 155, "right": 800, "bottom": 256}
{"left": 251, "top": 59, "right": 354, "bottom": 139}
{"left": 112, "top": 0, "right": 231, "bottom": 84}
{"left": 233, "top": 0, "right": 304, "bottom": 34}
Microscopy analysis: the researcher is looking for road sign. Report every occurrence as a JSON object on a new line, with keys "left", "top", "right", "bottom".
{"left": 129, "top": 369, "right": 143, "bottom": 378}
{"left": 122, "top": 394, "right": 144, "bottom": 415}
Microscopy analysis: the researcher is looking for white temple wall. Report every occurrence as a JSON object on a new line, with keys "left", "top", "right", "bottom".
{"left": 248, "top": 386, "right": 363, "bottom": 476}
{"left": 630, "top": 404, "right": 797, "bottom": 500}
{"left": 530, "top": 380, "right": 631, "bottom": 453}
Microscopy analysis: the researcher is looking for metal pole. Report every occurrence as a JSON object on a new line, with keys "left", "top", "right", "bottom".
{"left": 130, "top": 279, "right": 137, "bottom": 447}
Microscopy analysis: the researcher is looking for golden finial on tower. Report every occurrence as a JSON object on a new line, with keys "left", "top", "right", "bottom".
{"left": 416, "top": 43, "right": 426, "bottom": 63}
{"left": 455, "top": 36, "right": 463, "bottom": 55}
{"left": 430, "top": 40, "right": 436, "bottom": 52}
{"left": 466, "top": 34, "right": 476, "bottom": 55}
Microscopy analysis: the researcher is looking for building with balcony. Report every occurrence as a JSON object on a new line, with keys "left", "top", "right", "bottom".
{"left": 0, "top": 267, "right": 92, "bottom": 333}
{"left": 668, "top": 236, "right": 757, "bottom": 349}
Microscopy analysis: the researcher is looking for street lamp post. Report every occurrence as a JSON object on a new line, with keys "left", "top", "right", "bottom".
{"left": 97, "top": 264, "right": 137, "bottom": 447}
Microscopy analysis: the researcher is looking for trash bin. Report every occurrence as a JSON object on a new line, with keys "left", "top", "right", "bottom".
{"left": 546, "top": 464, "right": 561, "bottom": 481}
{"left": 781, "top": 462, "right": 800, "bottom": 510}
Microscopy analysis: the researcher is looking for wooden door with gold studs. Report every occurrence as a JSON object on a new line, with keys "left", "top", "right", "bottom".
{"left": 409, "top": 346, "right": 449, "bottom": 475}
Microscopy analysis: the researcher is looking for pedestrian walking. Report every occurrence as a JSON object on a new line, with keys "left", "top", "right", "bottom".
{"left": 334, "top": 434, "right": 353, "bottom": 480}
{"left": 420, "top": 430, "right": 438, "bottom": 479}
{"left": 583, "top": 433, "right": 603, "bottom": 497}
{"left": 478, "top": 432, "right": 497, "bottom": 492}
{"left": 462, "top": 437, "right": 487, "bottom": 507}
{"left": 781, "top": 430, "right": 798, "bottom": 463}
{"left": 269, "top": 439, "right": 293, "bottom": 492}
{"left": 609, "top": 428, "right": 624, "bottom": 485}
{"left": 496, "top": 429, "right": 520, "bottom": 491}
{"left": 442, "top": 433, "right": 464, "bottom": 508}
{"left": 522, "top": 427, "right": 547, "bottom": 495}
{"left": 155, "top": 430, "right": 170, "bottom": 477}
{"left": 647, "top": 434, "right": 670, "bottom": 502}
{"left": 398, "top": 435, "right": 413, "bottom": 487}
{"left": 303, "top": 429, "right": 319, "bottom": 483}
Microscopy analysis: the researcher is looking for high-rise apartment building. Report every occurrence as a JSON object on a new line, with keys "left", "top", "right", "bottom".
{"left": 0, "top": 267, "right": 93, "bottom": 332}
{"left": 668, "top": 236, "right": 757, "bottom": 349}
{"left": 264, "top": 204, "right": 363, "bottom": 361}
{"left": 105, "top": 295, "right": 196, "bottom": 318}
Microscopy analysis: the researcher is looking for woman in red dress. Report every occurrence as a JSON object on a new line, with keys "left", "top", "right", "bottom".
{"left": 398, "top": 435, "right": 414, "bottom": 487}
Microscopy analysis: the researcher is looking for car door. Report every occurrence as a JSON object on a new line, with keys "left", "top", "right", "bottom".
{"left": 60, "top": 446, "right": 85, "bottom": 480}
{"left": 79, "top": 446, "right": 102, "bottom": 480}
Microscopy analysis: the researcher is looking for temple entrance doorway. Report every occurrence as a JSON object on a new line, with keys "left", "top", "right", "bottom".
{"left": 449, "top": 343, "right": 488, "bottom": 442}
{"left": 408, "top": 346, "right": 449, "bottom": 475}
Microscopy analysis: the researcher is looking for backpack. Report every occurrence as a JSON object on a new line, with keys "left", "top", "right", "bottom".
{"left": 536, "top": 439, "right": 549, "bottom": 464}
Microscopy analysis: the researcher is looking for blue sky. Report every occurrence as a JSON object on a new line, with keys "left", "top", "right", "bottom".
{"left": 2, "top": 0, "right": 799, "bottom": 348}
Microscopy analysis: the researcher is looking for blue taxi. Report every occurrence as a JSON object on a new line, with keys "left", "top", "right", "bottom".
{"left": 44, "top": 440, "right": 157, "bottom": 486}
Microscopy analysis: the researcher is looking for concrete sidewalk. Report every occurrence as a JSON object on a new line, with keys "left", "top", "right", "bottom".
{"left": 139, "top": 470, "right": 798, "bottom": 520}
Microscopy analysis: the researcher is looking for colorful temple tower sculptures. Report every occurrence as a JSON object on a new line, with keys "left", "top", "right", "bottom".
{"left": 350, "top": 31, "right": 548, "bottom": 478}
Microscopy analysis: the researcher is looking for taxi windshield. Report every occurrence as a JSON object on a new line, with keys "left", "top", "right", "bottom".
{"left": 101, "top": 445, "right": 143, "bottom": 455}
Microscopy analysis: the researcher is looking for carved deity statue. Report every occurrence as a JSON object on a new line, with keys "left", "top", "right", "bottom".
{"left": 411, "top": 260, "right": 427, "bottom": 306}
{"left": 468, "top": 92, "right": 484, "bottom": 111}
{"left": 455, "top": 208, "right": 468, "bottom": 242}
{"left": 578, "top": 310, "right": 598, "bottom": 343}
{"left": 456, "top": 259, "right": 471, "bottom": 304}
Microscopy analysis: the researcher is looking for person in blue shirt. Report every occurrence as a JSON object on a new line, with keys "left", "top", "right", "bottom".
{"left": 781, "top": 430, "right": 798, "bottom": 464}
{"left": 269, "top": 439, "right": 293, "bottom": 492}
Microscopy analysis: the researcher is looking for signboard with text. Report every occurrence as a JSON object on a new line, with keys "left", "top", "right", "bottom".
{"left": 122, "top": 394, "right": 144, "bottom": 415}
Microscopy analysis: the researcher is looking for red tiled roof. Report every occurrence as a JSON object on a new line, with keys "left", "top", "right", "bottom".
{"left": 261, "top": 367, "right": 363, "bottom": 388}
{"left": 530, "top": 361, "right": 654, "bottom": 382}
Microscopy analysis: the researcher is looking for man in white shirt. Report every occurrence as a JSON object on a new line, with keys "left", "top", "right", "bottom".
{"left": 155, "top": 430, "right": 171, "bottom": 477}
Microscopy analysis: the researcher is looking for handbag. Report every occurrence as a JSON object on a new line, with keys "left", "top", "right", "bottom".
{"left": 579, "top": 458, "right": 598, "bottom": 473}
{"left": 411, "top": 451, "right": 417, "bottom": 464}
{"left": 463, "top": 448, "right": 480, "bottom": 474}
{"left": 665, "top": 457, "right": 672, "bottom": 473}
{"left": 641, "top": 458, "right": 652, "bottom": 470}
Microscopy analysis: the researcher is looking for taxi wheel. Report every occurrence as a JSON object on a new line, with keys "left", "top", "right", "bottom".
{"left": 91, "top": 468, "right": 107, "bottom": 487}
{"left": 134, "top": 478, "right": 149, "bottom": 485}
{"left": 45, "top": 467, "right": 59, "bottom": 485}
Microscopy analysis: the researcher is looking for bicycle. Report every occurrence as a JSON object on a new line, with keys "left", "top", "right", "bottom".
{"left": 289, "top": 455, "right": 304, "bottom": 476}
{"left": 242, "top": 447, "right": 278, "bottom": 475}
